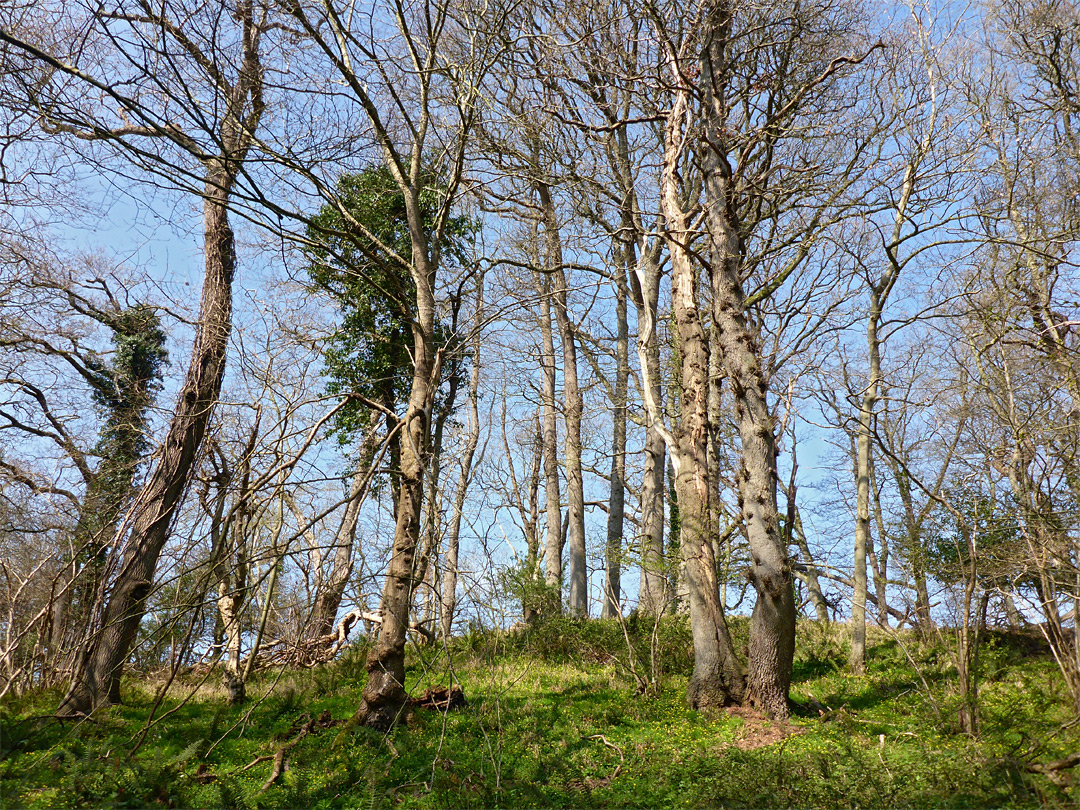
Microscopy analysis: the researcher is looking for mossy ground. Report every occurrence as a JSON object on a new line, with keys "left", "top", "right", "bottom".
{"left": 1, "top": 619, "right": 1076, "bottom": 808}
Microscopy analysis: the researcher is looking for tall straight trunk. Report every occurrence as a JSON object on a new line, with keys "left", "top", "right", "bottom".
{"left": 59, "top": 171, "right": 240, "bottom": 715}
{"left": 707, "top": 319, "right": 724, "bottom": 575}
{"left": 851, "top": 286, "right": 885, "bottom": 671}
{"left": 537, "top": 270, "right": 563, "bottom": 607}
{"left": 639, "top": 425, "right": 668, "bottom": 614}
{"left": 700, "top": 5, "right": 795, "bottom": 719}
{"left": 630, "top": 246, "right": 668, "bottom": 616}
{"left": 604, "top": 121, "right": 667, "bottom": 618}
{"left": 666, "top": 221, "right": 744, "bottom": 708}
{"left": 412, "top": 345, "right": 462, "bottom": 629}
{"left": 602, "top": 259, "right": 630, "bottom": 619}
{"left": 869, "top": 455, "right": 891, "bottom": 629}
{"left": 652, "top": 72, "right": 744, "bottom": 708}
{"left": 440, "top": 273, "right": 484, "bottom": 638}
{"left": 538, "top": 184, "right": 587, "bottom": 617}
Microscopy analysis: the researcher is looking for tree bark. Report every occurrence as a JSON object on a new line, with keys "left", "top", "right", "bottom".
{"left": 355, "top": 248, "right": 437, "bottom": 730}
{"left": 602, "top": 256, "right": 629, "bottom": 619}
{"left": 537, "top": 268, "right": 564, "bottom": 609}
{"left": 655, "top": 68, "right": 744, "bottom": 708}
{"left": 59, "top": 170, "right": 240, "bottom": 715}
{"left": 668, "top": 231, "right": 745, "bottom": 709}
{"left": 629, "top": 245, "right": 668, "bottom": 616}
{"left": 538, "top": 183, "right": 587, "bottom": 617}
{"left": 700, "top": 4, "right": 795, "bottom": 718}
{"left": 850, "top": 290, "right": 880, "bottom": 672}
{"left": 48, "top": 0, "right": 264, "bottom": 713}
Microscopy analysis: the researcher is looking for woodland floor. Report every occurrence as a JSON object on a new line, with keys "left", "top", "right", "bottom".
{"left": 1, "top": 618, "right": 1077, "bottom": 808}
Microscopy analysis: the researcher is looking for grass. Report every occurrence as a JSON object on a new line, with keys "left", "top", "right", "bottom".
{"left": 1, "top": 619, "right": 1076, "bottom": 808}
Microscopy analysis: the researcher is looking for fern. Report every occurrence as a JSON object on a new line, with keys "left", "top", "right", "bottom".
{"left": 170, "top": 737, "right": 206, "bottom": 766}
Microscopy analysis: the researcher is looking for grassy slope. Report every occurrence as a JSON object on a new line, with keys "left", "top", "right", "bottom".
{"left": 1, "top": 618, "right": 1076, "bottom": 809}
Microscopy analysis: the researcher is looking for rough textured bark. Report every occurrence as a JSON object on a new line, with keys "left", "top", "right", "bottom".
{"left": 59, "top": 171, "right": 242, "bottom": 715}
{"left": 356, "top": 254, "right": 437, "bottom": 730}
{"left": 49, "top": 1, "right": 264, "bottom": 715}
{"left": 54, "top": 307, "right": 166, "bottom": 677}
{"left": 653, "top": 65, "right": 744, "bottom": 708}
{"left": 700, "top": 5, "right": 795, "bottom": 719}
{"left": 668, "top": 228, "right": 745, "bottom": 709}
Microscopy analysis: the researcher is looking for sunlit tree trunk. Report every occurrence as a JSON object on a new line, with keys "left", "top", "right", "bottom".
{"left": 651, "top": 56, "right": 745, "bottom": 707}
{"left": 700, "top": 3, "right": 794, "bottom": 718}
{"left": 60, "top": 167, "right": 243, "bottom": 714}
{"left": 536, "top": 268, "right": 564, "bottom": 609}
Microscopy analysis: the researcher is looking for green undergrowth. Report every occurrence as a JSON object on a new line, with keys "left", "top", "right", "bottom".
{"left": 1, "top": 620, "right": 1076, "bottom": 808}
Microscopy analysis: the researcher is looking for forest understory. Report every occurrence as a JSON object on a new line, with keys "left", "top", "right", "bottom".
{"left": 2, "top": 619, "right": 1077, "bottom": 809}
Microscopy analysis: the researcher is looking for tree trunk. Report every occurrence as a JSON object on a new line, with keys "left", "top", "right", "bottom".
{"left": 657, "top": 76, "right": 744, "bottom": 707}
{"left": 356, "top": 244, "right": 437, "bottom": 729}
{"left": 52, "top": 307, "right": 166, "bottom": 679}
{"left": 440, "top": 273, "right": 484, "bottom": 638}
{"left": 538, "top": 183, "right": 587, "bottom": 618}
{"left": 851, "top": 287, "right": 883, "bottom": 672}
{"left": 412, "top": 334, "right": 462, "bottom": 634}
{"left": 310, "top": 467, "right": 365, "bottom": 640}
{"left": 668, "top": 233, "right": 745, "bottom": 709}
{"left": 537, "top": 269, "right": 563, "bottom": 610}
{"left": 602, "top": 257, "right": 629, "bottom": 619}
{"left": 58, "top": 171, "right": 238, "bottom": 715}
{"left": 629, "top": 246, "right": 668, "bottom": 616}
{"left": 699, "top": 11, "right": 795, "bottom": 718}
{"left": 869, "top": 454, "right": 891, "bottom": 629}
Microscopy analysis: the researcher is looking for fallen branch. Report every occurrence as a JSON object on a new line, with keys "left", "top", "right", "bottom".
{"left": 233, "top": 710, "right": 339, "bottom": 793}
{"left": 1022, "top": 752, "right": 1080, "bottom": 787}
{"left": 411, "top": 684, "right": 465, "bottom": 711}
{"left": 567, "top": 734, "right": 625, "bottom": 792}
